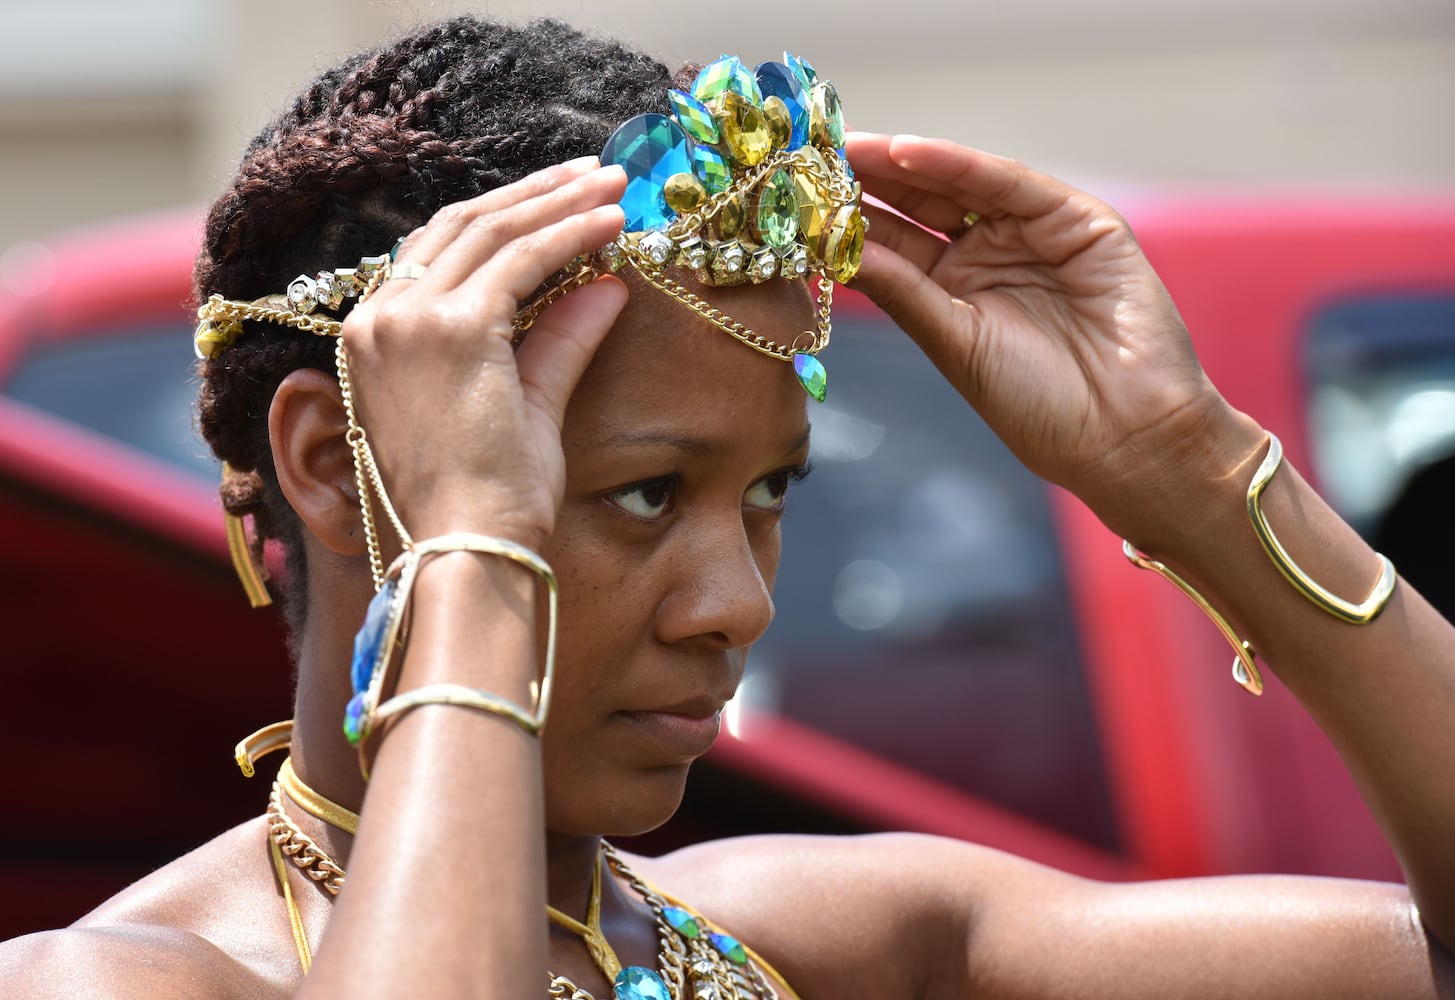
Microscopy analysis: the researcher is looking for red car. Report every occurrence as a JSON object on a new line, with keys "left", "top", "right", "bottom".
{"left": 3, "top": 197, "right": 1453, "bottom": 938}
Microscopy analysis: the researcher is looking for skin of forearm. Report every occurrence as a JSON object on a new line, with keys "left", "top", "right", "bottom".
{"left": 1128, "top": 414, "right": 1455, "bottom": 952}
{"left": 300, "top": 553, "right": 548, "bottom": 999}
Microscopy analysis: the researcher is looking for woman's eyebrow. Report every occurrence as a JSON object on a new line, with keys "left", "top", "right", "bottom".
{"left": 596, "top": 425, "right": 812, "bottom": 457}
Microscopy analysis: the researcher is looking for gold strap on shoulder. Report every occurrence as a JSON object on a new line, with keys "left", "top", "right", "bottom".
{"left": 268, "top": 835, "right": 313, "bottom": 975}
{"left": 235, "top": 720, "right": 294, "bottom": 777}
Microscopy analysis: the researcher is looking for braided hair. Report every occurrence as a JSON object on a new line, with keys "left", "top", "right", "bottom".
{"left": 195, "top": 16, "right": 676, "bottom": 632}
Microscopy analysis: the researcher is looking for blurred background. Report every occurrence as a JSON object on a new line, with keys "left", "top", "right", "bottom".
{"left": 0, "top": 0, "right": 1452, "bottom": 250}
{"left": 2, "top": 0, "right": 1454, "bottom": 937}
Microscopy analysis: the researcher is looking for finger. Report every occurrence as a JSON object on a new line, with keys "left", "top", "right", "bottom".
{"left": 847, "top": 133, "right": 998, "bottom": 224}
{"left": 850, "top": 241, "right": 982, "bottom": 399}
{"left": 861, "top": 202, "right": 952, "bottom": 274}
{"left": 514, "top": 275, "right": 629, "bottom": 427}
{"left": 397, "top": 165, "right": 625, "bottom": 294}
{"left": 450, "top": 202, "right": 626, "bottom": 323}
{"left": 848, "top": 132, "right": 1071, "bottom": 221}
{"left": 397, "top": 155, "right": 602, "bottom": 264}
{"left": 360, "top": 167, "right": 624, "bottom": 318}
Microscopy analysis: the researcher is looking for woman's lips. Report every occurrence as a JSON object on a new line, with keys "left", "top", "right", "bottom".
{"left": 617, "top": 708, "right": 723, "bottom": 759}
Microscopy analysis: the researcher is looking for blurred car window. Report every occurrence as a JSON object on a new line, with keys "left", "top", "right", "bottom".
{"left": 753, "top": 312, "right": 1117, "bottom": 850}
{"left": 1305, "top": 293, "right": 1455, "bottom": 623}
{"left": 3, "top": 323, "right": 214, "bottom": 478}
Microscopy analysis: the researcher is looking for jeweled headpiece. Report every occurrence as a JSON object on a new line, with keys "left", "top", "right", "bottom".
{"left": 589, "top": 52, "right": 862, "bottom": 402}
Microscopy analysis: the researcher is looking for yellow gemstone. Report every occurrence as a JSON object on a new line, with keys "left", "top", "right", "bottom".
{"left": 793, "top": 172, "right": 833, "bottom": 247}
{"left": 663, "top": 172, "right": 707, "bottom": 214}
{"left": 822, "top": 205, "right": 865, "bottom": 283}
{"left": 716, "top": 193, "right": 747, "bottom": 238}
{"left": 762, "top": 96, "right": 793, "bottom": 149}
{"left": 717, "top": 92, "right": 772, "bottom": 166}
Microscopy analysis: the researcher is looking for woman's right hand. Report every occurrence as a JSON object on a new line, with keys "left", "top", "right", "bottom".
{"left": 338, "top": 158, "right": 628, "bottom": 552}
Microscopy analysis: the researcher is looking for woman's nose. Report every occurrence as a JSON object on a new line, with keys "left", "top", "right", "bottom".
{"left": 655, "top": 517, "right": 776, "bottom": 650}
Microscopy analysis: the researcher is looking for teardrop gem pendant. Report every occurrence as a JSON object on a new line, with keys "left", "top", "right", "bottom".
{"left": 792, "top": 351, "right": 827, "bottom": 402}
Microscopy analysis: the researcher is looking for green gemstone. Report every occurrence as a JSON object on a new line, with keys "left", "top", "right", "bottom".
{"left": 793, "top": 352, "right": 827, "bottom": 402}
{"left": 755, "top": 169, "right": 799, "bottom": 251}
{"left": 662, "top": 906, "right": 700, "bottom": 939}
{"left": 709, "top": 932, "right": 749, "bottom": 966}
{"left": 668, "top": 89, "right": 719, "bottom": 145}
{"left": 693, "top": 55, "right": 762, "bottom": 106}
{"left": 810, "top": 83, "right": 845, "bottom": 148}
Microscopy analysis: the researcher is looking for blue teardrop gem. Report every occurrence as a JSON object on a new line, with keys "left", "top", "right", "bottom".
{"left": 709, "top": 932, "right": 749, "bottom": 965}
{"left": 351, "top": 578, "right": 396, "bottom": 694}
{"left": 784, "top": 51, "right": 818, "bottom": 90}
{"left": 343, "top": 692, "right": 368, "bottom": 746}
{"left": 692, "top": 143, "right": 731, "bottom": 194}
{"left": 754, "top": 61, "right": 810, "bottom": 150}
{"left": 613, "top": 966, "right": 671, "bottom": 1000}
{"left": 793, "top": 352, "right": 827, "bottom": 402}
{"left": 662, "top": 905, "right": 701, "bottom": 939}
{"left": 602, "top": 113, "right": 694, "bottom": 232}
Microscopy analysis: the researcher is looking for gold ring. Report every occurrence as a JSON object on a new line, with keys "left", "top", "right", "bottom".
{"left": 389, "top": 262, "right": 429, "bottom": 281}
{"left": 961, "top": 210, "right": 981, "bottom": 229}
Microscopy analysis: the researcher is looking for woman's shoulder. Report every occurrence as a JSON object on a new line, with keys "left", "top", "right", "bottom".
{"left": 627, "top": 832, "right": 996, "bottom": 997}
{"left": 1, "top": 817, "right": 297, "bottom": 1000}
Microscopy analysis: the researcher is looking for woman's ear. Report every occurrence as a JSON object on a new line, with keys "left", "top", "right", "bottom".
{"left": 269, "top": 368, "right": 364, "bottom": 556}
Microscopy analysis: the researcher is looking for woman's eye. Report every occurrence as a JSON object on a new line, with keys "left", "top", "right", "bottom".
{"left": 608, "top": 478, "right": 674, "bottom": 520}
{"left": 744, "top": 464, "right": 812, "bottom": 512}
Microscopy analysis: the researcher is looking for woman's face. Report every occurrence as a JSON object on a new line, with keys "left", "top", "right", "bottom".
{"left": 540, "top": 276, "right": 815, "bottom": 836}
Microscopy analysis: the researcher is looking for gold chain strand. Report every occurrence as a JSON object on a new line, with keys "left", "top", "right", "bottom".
{"left": 266, "top": 783, "right": 347, "bottom": 895}
{"left": 334, "top": 337, "right": 386, "bottom": 589}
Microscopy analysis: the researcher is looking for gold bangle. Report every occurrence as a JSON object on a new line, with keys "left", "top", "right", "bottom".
{"left": 407, "top": 532, "right": 558, "bottom": 732}
{"left": 1247, "top": 434, "right": 1397, "bottom": 624}
{"left": 1122, "top": 540, "right": 1263, "bottom": 696}
{"left": 373, "top": 682, "right": 542, "bottom": 737}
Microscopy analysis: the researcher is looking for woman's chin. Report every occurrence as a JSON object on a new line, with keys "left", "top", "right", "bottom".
{"left": 544, "top": 763, "right": 692, "bottom": 839}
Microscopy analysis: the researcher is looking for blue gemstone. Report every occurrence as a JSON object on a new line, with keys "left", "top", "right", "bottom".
{"left": 613, "top": 966, "right": 671, "bottom": 1000}
{"left": 602, "top": 113, "right": 693, "bottom": 232}
{"left": 709, "top": 932, "right": 748, "bottom": 965}
{"left": 837, "top": 147, "right": 854, "bottom": 180}
{"left": 343, "top": 692, "right": 367, "bottom": 746}
{"left": 662, "top": 905, "right": 701, "bottom": 939}
{"left": 784, "top": 51, "right": 818, "bottom": 91}
{"left": 351, "top": 579, "right": 396, "bottom": 694}
{"left": 692, "top": 143, "right": 731, "bottom": 194}
{"left": 755, "top": 62, "right": 809, "bottom": 150}
{"left": 793, "top": 352, "right": 827, "bottom": 402}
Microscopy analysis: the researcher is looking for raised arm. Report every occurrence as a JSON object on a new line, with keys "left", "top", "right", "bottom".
{"left": 843, "top": 131, "right": 1455, "bottom": 991}
{"left": 291, "top": 159, "right": 629, "bottom": 998}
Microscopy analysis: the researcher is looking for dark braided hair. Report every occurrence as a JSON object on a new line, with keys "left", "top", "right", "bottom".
{"left": 195, "top": 16, "right": 678, "bottom": 634}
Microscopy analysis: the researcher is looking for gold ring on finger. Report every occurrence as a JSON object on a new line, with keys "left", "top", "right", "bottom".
{"left": 961, "top": 210, "right": 982, "bottom": 229}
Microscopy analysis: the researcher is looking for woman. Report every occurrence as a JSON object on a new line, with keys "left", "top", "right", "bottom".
{"left": 4, "top": 14, "right": 1453, "bottom": 999}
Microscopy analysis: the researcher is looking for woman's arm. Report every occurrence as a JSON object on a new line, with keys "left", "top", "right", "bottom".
{"left": 844, "top": 131, "right": 1455, "bottom": 987}
{"left": 290, "top": 160, "right": 629, "bottom": 998}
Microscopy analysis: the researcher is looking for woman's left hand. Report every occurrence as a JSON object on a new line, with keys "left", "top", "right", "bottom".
{"left": 845, "top": 133, "right": 1262, "bottom": 537}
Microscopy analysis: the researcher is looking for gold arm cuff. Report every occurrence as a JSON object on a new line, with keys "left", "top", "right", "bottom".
{"left": 1247, "top": 434, "right": 1397, "bottom": 624}
{"left": 373, "top": 682, "right": 541, "bottom": 736}
{"left": 1122, "top": 540, "right": 1263, "bottom": 695}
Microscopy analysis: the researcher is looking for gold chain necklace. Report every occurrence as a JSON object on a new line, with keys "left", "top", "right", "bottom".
{"left": 263, "top": 758, "right": 780, "bottom": 999}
